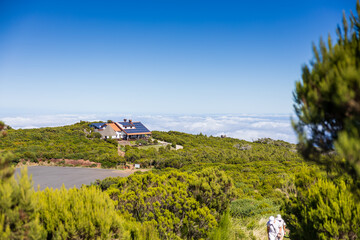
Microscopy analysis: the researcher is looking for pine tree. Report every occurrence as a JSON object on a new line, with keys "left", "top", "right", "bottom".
{"left": 293, "top": 1, "right": 360, "bottom": 180}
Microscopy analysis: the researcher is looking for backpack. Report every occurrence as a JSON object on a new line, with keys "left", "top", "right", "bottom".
{"left": 268, "top": 222, "right": 277, "bottom": 234}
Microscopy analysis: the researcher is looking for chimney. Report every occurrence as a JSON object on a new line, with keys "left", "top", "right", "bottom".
{"left": 124, "top": 119, "right": 127, "bottom": 122}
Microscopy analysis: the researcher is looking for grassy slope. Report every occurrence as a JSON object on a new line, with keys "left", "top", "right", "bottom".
{"left": 0, "top": 122, "right": 122, "bottom": 167}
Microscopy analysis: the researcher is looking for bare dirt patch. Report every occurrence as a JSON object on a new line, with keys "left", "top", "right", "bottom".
{"left": 16, "top": 159, "right": 101, "bottom": 168}
{"left": 117, "top": 146, "right": 125, "bottom": 157}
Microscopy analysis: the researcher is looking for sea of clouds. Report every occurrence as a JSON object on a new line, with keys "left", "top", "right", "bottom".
{"left": 1, "top": 113, "right": 297, "bottom": 143}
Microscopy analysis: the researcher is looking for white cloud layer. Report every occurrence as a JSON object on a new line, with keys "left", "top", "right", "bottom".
{"left": 1, "top": 113, "right": 297, "bottom": 143}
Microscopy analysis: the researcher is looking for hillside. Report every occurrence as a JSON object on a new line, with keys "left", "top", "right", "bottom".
{"left": 0, "top": 122, "right": 307, "bottom": 200}
{"left": 0, "top": 122, "right": 309, "bottom": 238}
{"left": 1, "top": 121, "right": 358, "bottom": 239}
{"left": 0, "top": 121, "right": 122, "bottom": 168}
{"left": 126, "top": 131, "right": 304, "bottom": 199}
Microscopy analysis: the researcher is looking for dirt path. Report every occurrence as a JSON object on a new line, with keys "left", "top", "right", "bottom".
{"left": 16, "top": 159, "right": 101, "bottom": 168}
{"left": 118, "top": 145, "right": 125, "bottom": 157}
{"left": 157, "top": 140, "right": 183, "bottom": 150}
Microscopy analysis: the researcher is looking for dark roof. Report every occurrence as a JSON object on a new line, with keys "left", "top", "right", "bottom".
{"left": 89, "top": 122, "right": 106, "bottom": 129}
{"left": 118, "top": 121, "right": 151, "bottom": 135}
{"left": 121, "top": 122, "right": 134, "bottom": 127}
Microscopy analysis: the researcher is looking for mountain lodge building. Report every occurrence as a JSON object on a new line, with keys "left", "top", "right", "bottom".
{"left": 89, "top": 119, "right": 151, "bottom": 140}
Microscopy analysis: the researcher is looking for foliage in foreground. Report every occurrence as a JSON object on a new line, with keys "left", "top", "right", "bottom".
{"left": 99, "top": 168, "right": 234, "bottom": 239}
{"left": 0, "top": 151, "right": 160, "bottom": 240}
{"left": 284, "top": 168, "right": 360, "bottom": 239}
{"left": 0, "top": 153, "right": 45, "bottom": 239}
{"left": 1, "top": 147, "right": 237, "bottom": 240}
{"left": 209, "top": 211, "right": 233, "bottom": 240}
{"left": 35, "top": 186, "right": 124, "bottom": 239}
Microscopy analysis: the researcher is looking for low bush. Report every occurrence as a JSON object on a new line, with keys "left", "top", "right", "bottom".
{"left": 283, "top": 168, "right": 360, "bottom": 239}
{"left": 100, "top": 168, "right": 234, "bottom": 239}
{"left": 230, "top": 198, "right": 279, "bottom": 218}
{"left": 0, "top": 163, "right": 45, "bottom": 239}
{"left": 36, "top": 186, "right": 124, "bottom": 239}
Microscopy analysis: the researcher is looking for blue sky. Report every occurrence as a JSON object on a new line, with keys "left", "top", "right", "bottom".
{"left": 0, "top": 0, "right": 356, "bottom": 116}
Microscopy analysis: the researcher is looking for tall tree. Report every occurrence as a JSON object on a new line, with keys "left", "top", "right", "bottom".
{"left": 293, "top": 1, "right": 360, "bottom": 180}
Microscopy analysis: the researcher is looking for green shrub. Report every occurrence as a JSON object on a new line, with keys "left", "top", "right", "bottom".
{"left": 284, "top": 168, "right": 360, "bottom": 239}
{"left": 106, "top": 138, "right": 118, "bottom": 146}
{"left": 89, "top": 132, "right": 102, "bottom": 139}
{"left": 36, "top": 186, "right": 124, "bottom": 239}
{"left": 246, "top": 220, "right": 256, "bottom": 230}
{"left": 0, "top": 155, "right": 46, "bottom": 239}
{"left": 230, "top": 198, "right": 279, "bottom": 218}
{"left": 136, "top": 139, "right": 148, "bottom": 146}
{"left": 210, "top": 211, "right": 233, "bottom": 240}
{"left": 102, "top": 169, "right": 234, "bottom": 239}
{"left": 1, "top": 151, "right": 160, "bottom": 240}
{"left": 23, "top": 151, "right": 38, "bottom": 162}
{"left": 189, "top": 168, "right": 235, "bottom": 214}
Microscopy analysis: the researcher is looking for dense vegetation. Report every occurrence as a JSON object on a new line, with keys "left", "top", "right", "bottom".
{"left": 1, "top": 119, "right": 343, "bottom": 239}
{"left": 98, "top": 130, "right": 313, "bottom": 239}
{"left": 97, "top": 168, "right": 234, "bottom": 239}
{"left": 127, "top": 131, "right": 303, "bottom": 200}
{"left": 1, "top": 120, "right": 309, "bottom": 239}
{"left": 0, "top": 119, "right": 304, "bottom": 203}
{"left": 1, "top": 122, "right": 359, "bottom": 239}
{"left": 0, "top": 118, "right": 305, "bottom": 201}
{"left": 102, "top": 130, "right": 360, "bottom": 239}
{"left": 283, "top": 167, "right": 360, "bottom": 239}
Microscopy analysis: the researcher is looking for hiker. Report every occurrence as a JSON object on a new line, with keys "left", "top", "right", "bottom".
{"left": 267, "top": 216, "right": 280, "bottom": 240}
{"left": 276, "top": 214, "right": 286, "bottom": 240}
